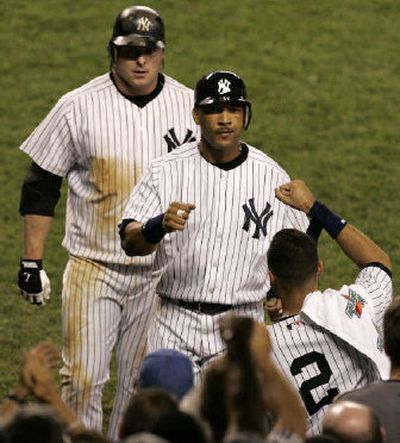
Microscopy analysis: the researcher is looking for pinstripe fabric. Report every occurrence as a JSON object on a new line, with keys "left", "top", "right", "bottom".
{"left": 269, "top": 266, "right": 392, "bottom": 436}
{"left": 19, "top": 72, "right": 198, "bottom": 438}
{"left": 123, "top": 142, "right": 309, "bottom": 304}
{"left": 148, "top": 298, "right": 264, "bottom": 376}
{"left": 20, "top": 73, "right": 198, "bottom": 263}
{"left": 122, "top": 142, "right": 308, "bottom": 371}
{"left": 60, "top": 256, "right": 157, "bottom": 431}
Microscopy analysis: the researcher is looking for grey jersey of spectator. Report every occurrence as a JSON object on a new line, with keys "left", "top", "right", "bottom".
{"left": 339, "top": 380, "right": 400, "bottom": 443}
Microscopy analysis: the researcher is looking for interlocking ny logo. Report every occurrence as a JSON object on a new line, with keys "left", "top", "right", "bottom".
{"left": 242, "top": 198, "right": 274, "bottom": 239}
{"left": 137, "top": 17, "right": 151, "bottom": 32}
{"left": 164, "top": 128, "right": 196, "bottom": 152}
{"left": 218, "top": 78, "right": 231, "bottom": 94}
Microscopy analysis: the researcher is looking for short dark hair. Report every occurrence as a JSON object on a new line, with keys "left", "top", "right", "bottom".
{"left": 119, "top": 388, "right": 178, "bottom": 439}
{"left": 153, "top": 410, "right": 207, "bottom": 443}
{"left": 267, "top": 229, "right": 318, "bottom": 287}
{"left": 70, "top": 429, "right": 110, "bottom": 442}
{"left": 383, "top": 298, "right": 400, "bottom": 367}
{"left": 4, "top": 406, "right": 64, "bottom": 443}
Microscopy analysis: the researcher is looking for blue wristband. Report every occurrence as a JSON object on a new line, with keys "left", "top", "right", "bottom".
{"left": 142, "top": 214, "right": 166, "bottom": 244}
{"left": 308, "top": 201, "right": 347, "bottom": 239}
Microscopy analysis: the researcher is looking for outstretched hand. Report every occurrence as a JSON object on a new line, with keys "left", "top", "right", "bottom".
{"left": 275, "top": 180, "right": 316, "bottom": 214}
{"left": 20, "top": 339, "right": 60, "bottom": 401}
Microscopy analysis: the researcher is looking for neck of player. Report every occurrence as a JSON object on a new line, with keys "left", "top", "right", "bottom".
{"left": 276, "top": 278, "right": 319, "bottom": 316}
{"left": 199, "top": 137, "right": 242, "bottom": 164}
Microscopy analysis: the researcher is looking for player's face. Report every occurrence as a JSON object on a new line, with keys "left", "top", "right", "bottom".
{"left": 112, "top": 46, "right": 164, "bottom": 96}
{"left": 193, "top": 103, "right": 244, "bottom": 152}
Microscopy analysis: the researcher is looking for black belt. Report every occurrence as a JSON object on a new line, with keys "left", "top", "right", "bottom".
{"left": 160, "top": 296, "right": 232, "bottom": 315}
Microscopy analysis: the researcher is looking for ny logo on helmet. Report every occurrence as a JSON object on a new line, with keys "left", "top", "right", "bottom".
{"left": 218, "top": 79, "right": 231, "bottom": 94}
{"left": 137, "top": 17, "right": 151, "bottom": 32}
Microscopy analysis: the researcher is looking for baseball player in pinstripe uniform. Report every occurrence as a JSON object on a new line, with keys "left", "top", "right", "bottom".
{"left": 17, "top": 6, "right": 198, "bottom": 440}
{"left": 119, "top": 70, "right": 309, "bottom": 375}
{"left": 266, "top": 179, "right": 392, "bottom": 435}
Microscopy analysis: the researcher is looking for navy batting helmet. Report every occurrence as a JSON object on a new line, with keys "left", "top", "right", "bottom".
{"left": 108, "top": 6, "right": 165, "bottom": 61}
{"left": 194, "top": 71, "right": 252, "bottom": 129}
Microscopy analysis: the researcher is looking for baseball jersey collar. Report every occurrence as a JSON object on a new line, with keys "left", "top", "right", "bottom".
{"left": 202, "top": 142, "right": 249, "bottom": 171}
{"left": 110, "top": 72, "right": 165, "bottom": 107}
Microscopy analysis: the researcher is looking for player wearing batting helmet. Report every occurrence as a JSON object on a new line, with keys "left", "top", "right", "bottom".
{"left": 17, "top": 5, "right": 198, "bottom": 441}
{"left": 120, "top": 70, "right": 308, "bottom": 378}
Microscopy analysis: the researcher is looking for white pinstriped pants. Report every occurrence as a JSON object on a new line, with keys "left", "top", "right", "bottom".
{"left": 60, "top": 256, "right": 157, "bottom": 441}
{"left": 148, "top": 297, "right": 264, "bottom": 376}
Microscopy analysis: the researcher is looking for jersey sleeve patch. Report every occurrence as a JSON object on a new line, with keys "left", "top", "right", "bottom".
{"left": 340, "top": 288, "right": 367, "bottom": 319}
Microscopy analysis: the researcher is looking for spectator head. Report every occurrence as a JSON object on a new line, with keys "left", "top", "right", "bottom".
{"left": 119, "top": 388, "right": 178, "bottom": 439}
{"left": 267, "top": 229, "right": 319, "bottom": 292}
{"left": 383, "top": 297, "right": 400, "bottom": 369}
{"left": 3, "top": 404, "right": 64, "bottom": 443}
{"left": 152, "top": 409, "right": 207, "bottom": 443}
{"left": 138, "top": 349, "right": 194, "bottom": 400}
{"left": 322, "top": 401, "right": 384, "bottom": 443}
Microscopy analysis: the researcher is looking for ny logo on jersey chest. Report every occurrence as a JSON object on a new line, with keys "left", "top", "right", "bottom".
{"left": 242, "top": 198, "right": 273, "bottom": 239}
{"left": 164, "top": 128, "right": 196, "bottom": 152}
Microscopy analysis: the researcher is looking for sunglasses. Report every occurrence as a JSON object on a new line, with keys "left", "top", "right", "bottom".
{"left": 116, "top": 45, "right": 157, "bottom": 60}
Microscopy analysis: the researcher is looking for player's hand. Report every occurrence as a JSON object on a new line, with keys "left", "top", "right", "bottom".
{"left": 18, "top": 259, "right": 51, "bottom": 306}
{"left": 162, "top": 201, "right": 196, "bottom": 232}
{"left": 275, "top": 180, "right": 316, "bottom": 214}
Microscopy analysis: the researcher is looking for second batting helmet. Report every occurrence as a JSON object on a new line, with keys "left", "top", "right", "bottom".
{"left": 194, "top": 71, "right": 252, "bottom": 129}
{"left": 108, "top": 6, "right": 165, "bottom": 61}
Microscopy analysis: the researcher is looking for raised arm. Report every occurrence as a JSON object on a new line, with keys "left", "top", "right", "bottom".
{"left": 220, "top": 316, "right": 307, "bottom": 439}
{"left": 275, "top": 180, "right": 391, "bottom": 271}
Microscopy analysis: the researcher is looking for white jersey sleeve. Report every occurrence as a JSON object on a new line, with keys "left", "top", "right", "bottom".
{"left": 354, "top": 264, "right": 393, "bottom": 337}
{"left": 19, "top": 95, "right": 77, "bottom": 176}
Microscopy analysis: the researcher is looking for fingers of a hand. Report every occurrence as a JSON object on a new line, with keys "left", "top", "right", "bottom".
{"left": 275, "top": 188, "right": 291, "bottom": 204}
{"left": 170, "top": 202, "right": 196, "bottom": 213}
{"left": 21, "top": 290, "right": 45, "bottom": 306}
{"left": 35, "top": 344, "right": 59, "bottom": 364}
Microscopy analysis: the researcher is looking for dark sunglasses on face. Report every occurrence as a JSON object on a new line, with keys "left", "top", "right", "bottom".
{"left": 116, "top": 45, "right": 157, "bottom": 60}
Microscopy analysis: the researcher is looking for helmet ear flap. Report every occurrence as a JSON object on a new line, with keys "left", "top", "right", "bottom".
{"left": 108, "top": 42, "right": 117, "bottom": 63}
{"left": 244, "top": 103, "right": 252, "bottom": 130}
{"left": 107, "top": 41, "right": 116, "bottom": 63}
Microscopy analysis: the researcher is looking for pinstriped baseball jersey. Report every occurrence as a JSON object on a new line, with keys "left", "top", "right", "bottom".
{"left": 268, "top": 265, "right": 392, "bottom": 435}
{"left": 20, "top": 73, "right": 198, "bottom": 264}
{"left": 122, "top": 141, "right": 309, "bottom": 304}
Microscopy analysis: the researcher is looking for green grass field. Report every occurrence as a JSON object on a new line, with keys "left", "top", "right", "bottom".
{"left": 1, "top": 0, "right": 399, "bottom": 431}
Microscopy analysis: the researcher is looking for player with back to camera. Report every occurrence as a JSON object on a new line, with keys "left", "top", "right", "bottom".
{"left": 17, "top": 5, "right": 198, "bottom": 441}
{"left": 119, "top": 70, "right": 308, "bottom": 376}
{"left": 266, "top": 179, "right": 392, "bottom": 435}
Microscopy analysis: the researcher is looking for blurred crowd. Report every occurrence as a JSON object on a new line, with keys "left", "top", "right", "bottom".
{"left": 1, "top": 295, "right": 399, "bottom": 443}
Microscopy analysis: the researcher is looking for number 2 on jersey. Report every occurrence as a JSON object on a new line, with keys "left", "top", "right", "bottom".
{"left": 290, "top": 351, "right": 339, "bottom": 415}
